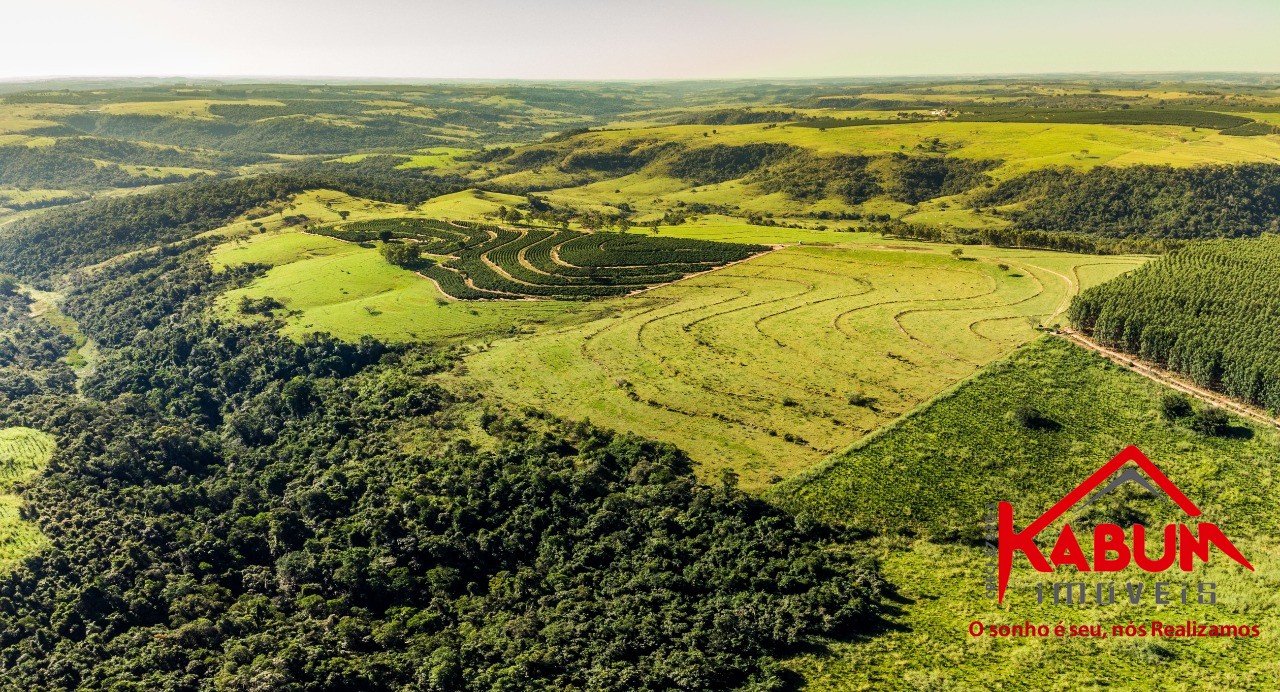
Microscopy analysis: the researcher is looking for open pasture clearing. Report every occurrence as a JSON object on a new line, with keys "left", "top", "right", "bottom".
{"left": 578, "top": 121, "right": 1280, "bottom": 180}
{"left": 397, "top": 147, "right": 472, "bottom": 169}
{"left": 463, "top": 242, "right": 1144, "bottom": 488}
{"left": 778, "top": 337, "right": 1280, "bottom": 689}
{"left": 651, "top": 215, "right": 875, "bottom": 244}
{"left": 0, "top": 428, "right": 55, "bottom": 573}
{"left": 97, "top": 98, "right": 287, "bottom": 119}
{"left": 214, "top": 226, "right": 591, "bottom": 344}
{"left": 0, "top": 103, "right": 79, "bottom": 134}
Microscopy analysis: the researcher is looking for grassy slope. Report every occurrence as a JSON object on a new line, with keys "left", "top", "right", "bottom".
{"left": 476, "top": 121, "right": 1280, "bottom": 236}
{"left": 779, "top": 338, "right": 1280, "bottom": 690}
{"left": 209, "top": 188, "right": 606, "bottom": 344}
{"left": 583, "top": 121, "right": 1280, "bottom": 178}
{"left": 462, "top": 241, "right": 1144, "bottom": 488}
{"left": 214, "top": 228, "right": 592, "bottom": 345}
{"left": 0, "top": 428, "right": 55, "bottom": 573}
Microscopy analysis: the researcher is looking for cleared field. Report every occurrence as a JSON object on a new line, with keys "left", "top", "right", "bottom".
{"left": 0, "top": 428, "right": 55, "bottom": 573}
{"left": 97, "top": 98, "right": 286, "bottom": 118}
{"left": 1108, "top": 131, "right": 1280, "bottom": 166}
{"left": 413, "top": 189, "right": 527, "bottom": 219}
{"left": 580, "top": 121, "right": 1280, "bottom": 179}
{"left": 779, "top": 338, "right": 1280, "bottom": 689}
{"left": 398, "top": 147, "right": 471, "bottom": 169}
{"left": 0, "top": 103, "right": 77, "bottom": 134}
{"left": 327, "top": 147, "right": 472, "bottom": 170}
{"left": 465, "top": 120, "right": 1280, "bottom": 235}
{"left": 653, "top": 215, "right": 873, "bottom": 244}
{"left": 214, "top": 228, "right": 592, "bottom": 344}
{"left": 463, "top": 242, "right": 1145, "bottom": 488}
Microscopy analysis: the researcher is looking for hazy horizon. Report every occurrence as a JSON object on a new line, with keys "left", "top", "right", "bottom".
{"left": 3, "top": 70, "right": 1279, "bottom": 85}
{"left": 4, "top": 0, "right": 1280, "bottom": 81}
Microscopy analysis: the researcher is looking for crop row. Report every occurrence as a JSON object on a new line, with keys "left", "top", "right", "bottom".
{"left": 320, "top": 217, "right": 768, "bottom": 300}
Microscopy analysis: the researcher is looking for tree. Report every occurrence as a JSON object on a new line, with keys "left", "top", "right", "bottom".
{"left": 380, "top": 241, "right": 421, "bottom": 268}
{"left": 1189, "top": 406, "right": 1231, "bottom": 436}
{"left": 0, "top": 274, "right": 16, "bottom": 296}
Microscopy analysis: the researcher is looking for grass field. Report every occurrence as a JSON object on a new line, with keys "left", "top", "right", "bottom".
{"left": 0, "top": 428, "right": 55, "bottom": 573}
{"left": 457, "top": 119, "right": 1280, "bottom": 235}
{"left": 579, "top": 121, "right": 1280, "bottom": 179}
{"left": 778, "top": 337, "right": 1280, "bottom": 690}
{"left": 462, "top": 241, "right": 1144, "bottom": 488}
{"left": 97, "top": 99, "right": 286, "bottom": 119}
{"left": 214, "top": 227, "right": 594, "bottom": 344}
{"left": 652, "top": 215, "right": 874, "bottom": 244}
{"left": 329, "top": 147, "right": 472, "bottom": 171}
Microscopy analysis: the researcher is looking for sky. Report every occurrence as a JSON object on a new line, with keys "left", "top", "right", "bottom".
{"left": 2, "top": 0, "right": 1279, "bottom": 81}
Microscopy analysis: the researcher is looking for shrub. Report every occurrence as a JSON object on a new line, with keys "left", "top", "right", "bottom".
{"left": 1009, "top": 405, "right": 1057, "bottom": 430}
{"left": 1189, "top": 406, "right": 1231, "bottom": 436}
{"left": 237, "top": 295, "right": 285, "bottom": 315}
{"left": 1159, "top": 392, "right": 1194, "bottom": 420}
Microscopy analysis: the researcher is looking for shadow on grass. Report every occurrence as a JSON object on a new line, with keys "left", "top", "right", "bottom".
{"left": 1221, "top": 424, "right": 1254, "bottom": 440}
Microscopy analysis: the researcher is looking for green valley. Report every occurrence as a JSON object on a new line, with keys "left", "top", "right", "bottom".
{"left": 1, "top": 70, "right": 1279, "bottom": 690}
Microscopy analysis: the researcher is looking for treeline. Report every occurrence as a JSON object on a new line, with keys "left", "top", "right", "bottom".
{"left": 484, "top": 135, "right": 999, "bottom": 207}
{"left": 881, "top": 221, "right": 1183, "bottom": 255}
{"left": 0, "top": 144, "right": 207, "bottom": 190}
{"left": 666, "top": 143, "right": 797, "bottom": 185}
{"left": 975, "top": 164, "right": 1280, "bottom": 239}
{"left": 675, "top": 109, "right": 804, "bottom": 125}
{"left": 0, "top": 158, "right": 467, "bottom": 281}
{"left": 59, "top": 113, "right": 450, "bottom": 155}
{"left": 0, "top": 286, "right": 76, "bottom": 398}
{"left": 47, "top": 136, "right": 267, "bottom": 168}
{"left": 955, "top": 107, "right": 1253, "bottom": 130}
{"left": 0, "top": 243, "right": 885, "bottom": 688}
{"left": 754, "top": 152, "right": 997, "bottom": 205}
{"left": 1069, "top": 236, "right": 1280, "bottom": 411}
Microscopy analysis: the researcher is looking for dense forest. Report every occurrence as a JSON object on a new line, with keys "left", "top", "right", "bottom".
{"left": 1069, "top": 236, "right": 1280, "bottom": 411}
{"left": 881, "top": 221, "right": 1184, "bottom": 255}
{"left": 753, "top": 152, "right": 997, "bottom": 205}
{"left": 975, "top": 164, "right": 1280, "bottom": 239}
{"left": 0, "top": 145, "right": 208, "bottom": 190}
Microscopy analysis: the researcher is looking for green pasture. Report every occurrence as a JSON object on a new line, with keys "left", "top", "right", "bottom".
{"left": 582, "top": 121, "right": 1280, "bottom": 179}
{"left": 780, "top": 337, "right": 1280, "bottom": 690}
{"left": 213, "top": 227, "right": 589, "bottom": 344}
{"left": 462, "top": 242, "right": 1144, "bottom": 488}
{"left": 0, "top": 428, "right": 55, "bottom": 573}
{"left": 97, "top": 98, "right": 285, "bottom": 119}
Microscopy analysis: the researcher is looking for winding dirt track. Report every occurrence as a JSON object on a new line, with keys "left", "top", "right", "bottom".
{"left": 1056, "top": 329, "right": 1280, "bottom": 431}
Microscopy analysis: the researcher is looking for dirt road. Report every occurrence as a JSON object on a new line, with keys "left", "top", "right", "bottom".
{"left": 1055, "top": 328, "right": 1280, "bottom": 431}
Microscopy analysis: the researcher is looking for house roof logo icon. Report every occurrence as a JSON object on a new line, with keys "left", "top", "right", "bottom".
{"left": 995, "top": 445, "right": 1252, "bottom": 603}
{"left": 1026, "top": 446, "right": 1201, "bottom": 536}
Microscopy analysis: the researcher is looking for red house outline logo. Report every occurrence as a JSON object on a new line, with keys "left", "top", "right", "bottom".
{"left": 997, "top": 445, "right": 1253, "bottom": 603}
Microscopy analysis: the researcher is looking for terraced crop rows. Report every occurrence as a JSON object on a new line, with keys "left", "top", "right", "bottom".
{"left": 0, "top": 427, "right": 55, "bottom": 573}
{"left": 465, "top": 244, "right": 1145, "bottom": 488}
{"left": 0, "top": 427, "right": 54, "bottom": 487}
{"left": 315, "top": 219, "right": 767, "bottom": 300}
